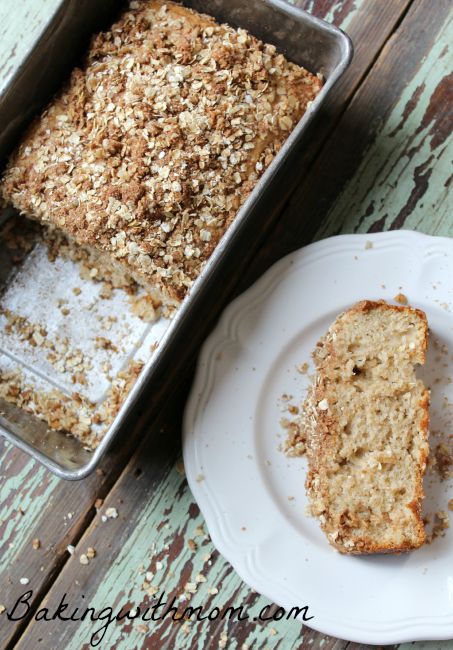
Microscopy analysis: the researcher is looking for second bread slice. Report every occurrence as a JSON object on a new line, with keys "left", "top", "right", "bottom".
{"left": 304, "top": 300, "right": 429, "bottom": 554}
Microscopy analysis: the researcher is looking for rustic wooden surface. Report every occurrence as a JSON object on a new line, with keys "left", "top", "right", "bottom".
{"left": 0, "top": 0, "right": 452, "bottom": 648}
{"left": 0, "top": 0, "right": 63, "bottom": 96}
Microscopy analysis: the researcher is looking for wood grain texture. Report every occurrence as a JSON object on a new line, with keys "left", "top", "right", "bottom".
{"left": 278, "top": 0, "right": 452, "bottom": 250}
{"left": 0, "top": 0, "right": 62, "bottom": 95}
{"left": 13, "top": 400, "right": 352, "bottom": 650}
{"left": 0, "top": 439, "right": 128, "bottom": 649}
{"left": 228, "top": 0, "right": 419, "bottom": 289}
{"left": 10, "top": 1, "right": 453, "bottom": 647}
{"left": 0, "top": 0, "right": 406, "bottom": 646}
{"left": 1, "top": 0, "right": 452, "bottom": 648}
{"left": 315, "top": 0, "right": 452, "bottom": 239}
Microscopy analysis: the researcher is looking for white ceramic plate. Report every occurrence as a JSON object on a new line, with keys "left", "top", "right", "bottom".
{"left": 183, "top": 231, "right": 453, "bottom": 644}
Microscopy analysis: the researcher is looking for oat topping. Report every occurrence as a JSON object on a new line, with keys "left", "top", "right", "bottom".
{"left": 0, "top": 0, "right": 322, "bottom": 451}
{"left": 0, "top": 213, "right": 162, "bottom": 448}
{"left": 105, "top": 506, "right": 119, "bottom": 519}
{"left": 0, "top": 307, "right": 94, "bottom": 377}
{"left": 1, "top": 0, "right": 322, "bottom": 302}
{"left": 0, "top": 361, "right": 143, "bottom": 449}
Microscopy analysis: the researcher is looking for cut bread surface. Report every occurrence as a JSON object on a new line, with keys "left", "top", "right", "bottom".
{"left": 304, "top": 300, "right": 429, "bottom": 554}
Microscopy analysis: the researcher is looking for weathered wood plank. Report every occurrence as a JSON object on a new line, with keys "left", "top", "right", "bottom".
{"left": 12, "top": 412, "right": 351, "bottom": 650}
{"left": 0, "top": 440, "right": 119, "bottom": 649}
{"left": 0, "top": 395, "right": 183, "bottom": 649}
{"left": 277, "top": 0, "right": 452, "bottom": 250}
{"left": 315, "top": 2, "right": 452, "bottom": 239}
{"left": 0, "top": 0, "right": 62, "bottom": 95}
{"left": 3, "top": 0, "right": 450, "bottom": 648}
{"left": 11, "top": 1, "right": 452, "bottom": 647}
{"left": 223, "top": 0, "right": 422, "bottom": 290}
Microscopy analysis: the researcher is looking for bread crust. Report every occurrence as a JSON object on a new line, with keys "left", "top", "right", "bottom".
{"left": 0, "top": 0, "right": 322, "bottom": 303}
{"left": 304, "top": 300, "right": 429, "bottom": 554}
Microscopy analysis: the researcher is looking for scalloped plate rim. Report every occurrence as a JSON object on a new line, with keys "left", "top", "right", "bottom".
{"left": 183, "top": 230, "right": 453, "bottom": 644}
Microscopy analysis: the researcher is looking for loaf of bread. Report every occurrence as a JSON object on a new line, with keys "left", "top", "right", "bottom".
{"left": 303, "top": 300, "right": 429, "bottom": 554}
{"left": 1, "top": 0, "right": 322, "bottom": 304}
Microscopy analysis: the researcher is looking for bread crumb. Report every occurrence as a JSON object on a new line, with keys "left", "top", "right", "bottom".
{"left": 175, "top": 460, "right": 185, "bottom": 476}
{"left": 394, "top": 293, "right": 408, "bottom": 305}
{"left": 426, "top": 511, "right": 450, "bottom": 543}
{"left": 86, "top": 547, "right": 96, "bottom": 559}
{"left": 281, "top": 415, "right": 306, "bottom": 457}
{"left": 434, "top": 442, "right": 453, "bottom": 480}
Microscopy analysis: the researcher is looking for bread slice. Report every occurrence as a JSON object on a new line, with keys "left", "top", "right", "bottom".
{"left": 303, "top": 300, "right": 429, "bottom": 554}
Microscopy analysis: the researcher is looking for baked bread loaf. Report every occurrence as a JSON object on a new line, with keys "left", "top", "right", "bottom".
{"left": 303, "top": 300, "right": 429, "bottom": 554}
{"left": 1, "top": 0, "right": 322, "bottom": 304}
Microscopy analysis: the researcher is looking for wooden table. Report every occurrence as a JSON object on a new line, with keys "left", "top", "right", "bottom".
{"left": 0, "top": 0, "right": 451, "bottom": 648}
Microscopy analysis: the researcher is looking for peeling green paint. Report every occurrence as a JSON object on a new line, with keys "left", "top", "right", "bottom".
{"left": 61, "top": 464, "right": 308, "bottom": 649}
{"left": 0, "top": 444, "right": 58, "bottom": 567}
{"left": 317, "top": 12, "right": 452, "bottom": 239}
{"left": 1, "top": 1, "right": 452, "bottom": 649}
{"left": 0, "top": 0, "right": 63, "bottom": 95}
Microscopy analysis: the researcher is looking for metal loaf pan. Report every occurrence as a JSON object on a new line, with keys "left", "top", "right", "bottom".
{"left": 0, "top": 0, "right": 352, "bottom": 479}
